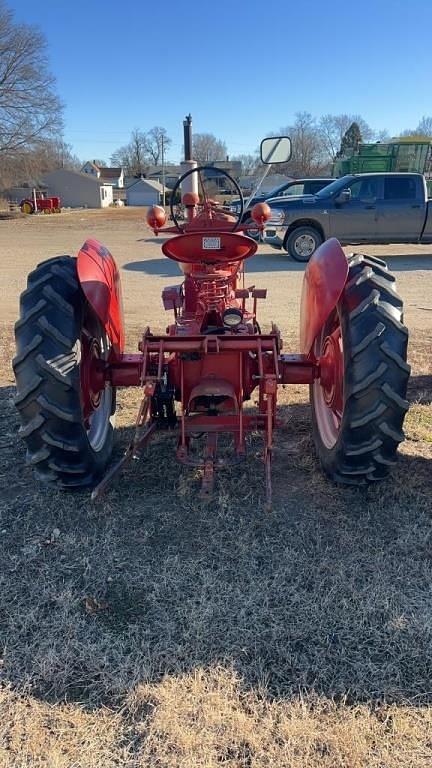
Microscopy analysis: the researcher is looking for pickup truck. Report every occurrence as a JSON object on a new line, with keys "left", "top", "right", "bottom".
{"left": 262, "top": 172, "right": 432, "bottom": 261}
{"left": 229, "top": 177, "right": 333, "bottom": 222}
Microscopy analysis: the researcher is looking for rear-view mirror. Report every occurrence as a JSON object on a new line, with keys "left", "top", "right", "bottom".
{"left": 260, "top": 136, "right": 292, "bottom": 165}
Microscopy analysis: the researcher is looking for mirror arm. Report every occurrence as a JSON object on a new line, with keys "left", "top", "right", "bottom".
{"left": 243, "top": 164, "right": 271, "bottom": 211}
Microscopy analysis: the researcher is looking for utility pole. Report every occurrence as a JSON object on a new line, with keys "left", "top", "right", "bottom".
{"left": 161, "top": 134, "right": 166, "bottom": 208}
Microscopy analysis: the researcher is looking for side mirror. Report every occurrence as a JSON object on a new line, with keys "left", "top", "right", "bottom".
{"left": 260, "top": 136, "right": 292, "bottom": 165}
{"left": 335, "top": 188, "right": 351, "bottom": 204}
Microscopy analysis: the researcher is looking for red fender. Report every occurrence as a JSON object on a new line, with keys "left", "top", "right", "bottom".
{"left": 77, "top": 238, "right": 125, "bottom": 355}
{"left": 299, "top": 238, "right": 349, "bottom": 355}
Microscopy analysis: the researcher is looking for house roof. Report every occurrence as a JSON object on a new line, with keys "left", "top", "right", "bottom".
{"left": 127, "top": 178, "right": 163, "bottom": 192}
{"left": 146, "top": 164, "right": 183, "bottom": 176}
{"left": 42, "top": 169, "right": 112, "bottom": 186}
{"left": 99, "top": 167, "right": 122, "bottom": 179}
{"left": 82, "top": 161, "right": 100, "bottom": 172}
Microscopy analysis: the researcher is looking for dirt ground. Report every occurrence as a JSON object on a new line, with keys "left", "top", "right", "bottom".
{"left": 1, "top": 207, "right": 432, "bottom": 341}
{"left": 0, "top": 209, "right": 432, "bottom": 767}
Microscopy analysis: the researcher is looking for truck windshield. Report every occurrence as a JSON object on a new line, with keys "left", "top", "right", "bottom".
{"left": 315, "top": 177, "right": 355, "bottom": 199}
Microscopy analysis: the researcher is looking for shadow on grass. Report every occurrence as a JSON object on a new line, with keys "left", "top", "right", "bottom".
{"left": 380, "top": 252, "right": 432, "bottom": 271}
{"left": 122, "top": 252, "right": 306, "bottom": 277}
{"left": 1, "top": 385, "right": 431, "bottom": 710}
{"left": 408, "top": 374, "right": 432, "bottom": 404}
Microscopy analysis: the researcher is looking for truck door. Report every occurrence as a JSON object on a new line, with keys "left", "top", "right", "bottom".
{"left": 329, "top": 177, "right": 381, "bottom": 241}
{"left": 375, "top": 175, "right": 425, "bottom": 240}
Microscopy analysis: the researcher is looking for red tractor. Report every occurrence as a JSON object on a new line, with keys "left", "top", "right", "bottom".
{"left": 20, "top": 196, "right": 61, "bottom": 214}
{"left": 13, "top": 137, "right": 410, "bottom": 505}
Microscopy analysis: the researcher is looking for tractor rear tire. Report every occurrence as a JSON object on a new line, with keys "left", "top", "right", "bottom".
{"left": 13, "top": 256, "right": 115, "bottom": 488}
{"left": 310, "top": 252, "right": 410, "bottom": 484}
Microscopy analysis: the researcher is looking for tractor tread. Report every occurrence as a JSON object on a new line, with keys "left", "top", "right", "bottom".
{"left": 36, "top": 354, "right": 74, "bottom": 387}
{"left": 41, "top": 431, "right": 80, "bottom": 452}
{"left": 352, "top": 362, "right": 388, "bottom": 395}
{"left": 345, "top": 438, "right": 383, "bottom": 456}
{"left": 376, "top": 303, "right": 408, "bottom": 333}
{"left": 380, "top": 341, "right": 411, "bottom": 373}
{"left": 14, "top": 375, "right": 42, "bottom": 407}
{"left": 310, "top": 253, "right": 409, "bottom": 486}
{"left": 42, "top": 284, "right": 74, "bottom": 315}
{"left": 28, "top": 446, "right": 51, "bottom": 465}
{"left": 350, "top": 402, "right": 387, "bottom": 429}
{"left": 37, "top": 315, "right": 74, "bottom": 348}
{"left": 12, "top": 335, "right": 43, "bottom": 369}
{"left": 14, "top": 255, "right": 115, "bottom": 490}
{"left": 37, "top": 394, "right": 78, "bottom": 422}
{"left": 19, "top": 273, "right": 52, "bottom": 300}
{"left": 15, "top": 300, "right": 47, "bottom": 330}
{"left": 379, "top": 421, "right": 405, "bottom": 443}
{"left": 373, "top": 451, "right": 397, "bottom": 467}
{"left": 381, "top": 382, "right": 409, "bottom": 411}
{"left": 351, "top": 323, "right": 385, "bottom": 357}
{"left": 18, "top": 413, "right": 45, "bottom": 438}
{"left": 348, "top": 289, "right": 380, "bottom": 320}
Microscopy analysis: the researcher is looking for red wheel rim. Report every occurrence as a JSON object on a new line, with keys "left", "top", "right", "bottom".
{"left": 79, "top": 315, "right": 112, "bottom": 451}
{"left": 313, "top": 312, "right": 344, "bottom": 449}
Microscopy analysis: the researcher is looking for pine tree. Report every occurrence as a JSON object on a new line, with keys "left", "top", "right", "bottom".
{"left": 337, "top": 122, "right": 362, "bottom": 157}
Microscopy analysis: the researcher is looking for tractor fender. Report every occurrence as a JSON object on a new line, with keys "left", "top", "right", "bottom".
{"left": 77, "top": 238, "right": 125, "bottom": 355}
{"left": 299, "top": 238, "right": 348, "bottom": 355}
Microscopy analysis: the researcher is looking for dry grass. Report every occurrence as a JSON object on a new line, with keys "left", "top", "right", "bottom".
{"left": 0, "top": 255, "right": 432, "bottom": 764}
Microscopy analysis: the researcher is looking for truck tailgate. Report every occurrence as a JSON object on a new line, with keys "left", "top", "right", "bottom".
{"left": 420, "top": 201, "right": 432, "bottom": 242}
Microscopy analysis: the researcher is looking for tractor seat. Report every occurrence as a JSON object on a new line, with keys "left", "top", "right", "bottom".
{"left": 162, "top": 231, "right": 257, "bottom": 265}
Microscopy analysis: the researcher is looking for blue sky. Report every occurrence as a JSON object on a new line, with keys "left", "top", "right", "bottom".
{"left": 8, "top": 0, "right": 432, "bottom": 163}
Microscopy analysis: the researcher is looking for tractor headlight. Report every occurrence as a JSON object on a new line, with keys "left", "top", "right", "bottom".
{"left": 223, "top": 308, "right": 243, "bottom": 328}
{"left": 268, "top": 208, "right": 285, "bottom": 225}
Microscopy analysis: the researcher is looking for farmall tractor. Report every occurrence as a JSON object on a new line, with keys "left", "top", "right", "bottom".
{"left": 13, "top": 137, "right": 410, "bottom": 506}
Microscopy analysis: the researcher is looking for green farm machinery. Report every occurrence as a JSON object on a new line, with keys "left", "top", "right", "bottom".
{"left": 333, "top": 138, "right": 432, "bottom": 195}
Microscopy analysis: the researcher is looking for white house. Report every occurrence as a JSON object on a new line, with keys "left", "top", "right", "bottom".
{"left": 81, "top": 160, "right": 100, "bottom": 177}
{"left": 126, "top": 178, "right": 163, "bottom": 206}
{"left": 99, "top": 167, "right": 124, "bottom": 188}
{"left": 81, "top": 161, "right": 124, "bottom": 188}
{"left": 42, "top": 169, "right": 113, "bottom": 208}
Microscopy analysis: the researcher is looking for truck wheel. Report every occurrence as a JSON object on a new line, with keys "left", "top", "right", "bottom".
{"left": 285, "top": 226, "right": 322, "bottom": 262}
{"left": 13, "top": 256, "right": 115, "bottom": 488}
{"left": 244, "top": 217, "right": 259, "bottom": 240}
{"left": 310, "top": 253, "right": 410, "bottom": 484}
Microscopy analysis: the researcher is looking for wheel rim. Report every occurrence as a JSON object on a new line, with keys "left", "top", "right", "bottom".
{"left": 87, "top": 387, "right": 112, "bottom": 452}
{"left": 79, "top": 315, "right": 112, "bottom": 452}
{"left": 294, "top": 234, "right": 316, "bottom": 258}
{"left": 312, "top": 313, "right": 344, "bottom": 449}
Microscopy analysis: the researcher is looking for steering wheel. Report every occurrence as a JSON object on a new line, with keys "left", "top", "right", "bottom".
{"left": 170, "top": 165, "right": 244, "bottom": 233}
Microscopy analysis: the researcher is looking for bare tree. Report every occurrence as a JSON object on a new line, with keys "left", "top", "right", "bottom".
{"left": 144, "top": 126, "right": 171, "bottom": 165}
{"left": 276, "top": 112, "right": 326, "bottom": 176}
{"left": 111, "top": 128, "right": 148, "bottom": 176}
{"left": 0, "top": 138, "right": 81, "bottom": 190}
{"left": 0, "top": 1, "right": 63, "bottom": 154}
{"left": 232, "top": 153, "right": 260, "bottom": 175}
{"left": 192, "top": 133, "right": 227, "bottom": 163}
{"left": 318, "top": 114, "right": 375, "bottom": 161}
{"left": 416, "top": 116, "right": 432, "bottom": 136}
{"left": 403, "top": 116, "right": 432, "bottom": 138}
{"left": 111, "top": 126, "right": 171, "bottom": 174}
